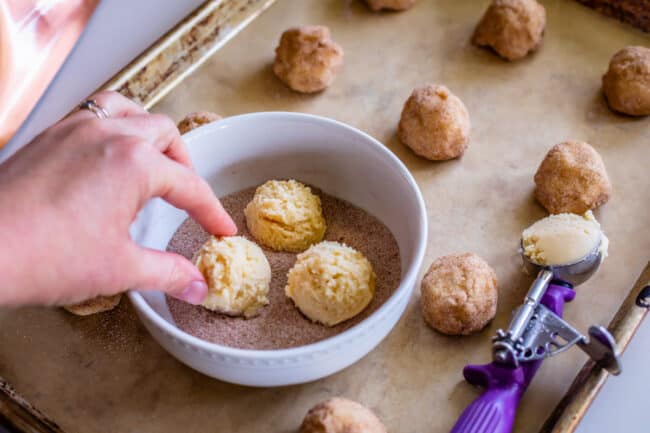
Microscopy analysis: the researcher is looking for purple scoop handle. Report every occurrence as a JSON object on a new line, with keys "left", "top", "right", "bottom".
{"left": 450, "top": 283, "right": 575, "bottom": 433}
{"left": 449, "top": 364, "right": 525, "bottom": 433}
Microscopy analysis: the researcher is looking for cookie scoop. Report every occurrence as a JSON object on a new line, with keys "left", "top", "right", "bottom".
{"left": 450, "top": 220, "right": 620, "bottom": 433}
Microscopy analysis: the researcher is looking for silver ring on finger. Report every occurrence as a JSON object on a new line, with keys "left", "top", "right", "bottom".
{"left": 78, "top": 99, "right": 110, "bottom": 119}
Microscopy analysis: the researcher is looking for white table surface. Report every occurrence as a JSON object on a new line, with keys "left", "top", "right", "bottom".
{"left": 0, "top": 1, "right": 647, "bottom": 432}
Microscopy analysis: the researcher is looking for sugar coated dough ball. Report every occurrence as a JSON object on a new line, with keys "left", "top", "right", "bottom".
{"left": 194, "top": 236, "right": 271, "bottom": 318}
{"left": 398, "top": 84, "right": 470, "bottom": 160}
{"left": 300, "top": 397, "right": 387, "bottom": 433}
{"left": 63, "top": 294, "right": 122, "bottom": 316}
{"left": 472, "top": 0, "right": 546, "bottom": 61}
{"left": 364, "top": 0, "right": 417, "bottom": 11}
{"left": 245, "top": 180, "right": 326, "bottom": 252}
{"left": 285, "top": 241, "right": 376, "bottom": 327}
{"left": 602, "top": 46, "right": 650, "bottom": 116}
{"left": 273, "top": 25, "right": 344, "bottom": 93}
{"left": 177, "top": 111, "right": 221, "bottom": 134}
{"left": 420, "top": 253, "right": 497, "bottom": 335}
{"left": 534, "top": 140, "right": 612, "bottom": 215}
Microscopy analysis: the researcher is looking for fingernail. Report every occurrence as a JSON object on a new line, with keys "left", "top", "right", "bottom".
{"left": 175, "top": 280, "right": 208, "bottom": 305}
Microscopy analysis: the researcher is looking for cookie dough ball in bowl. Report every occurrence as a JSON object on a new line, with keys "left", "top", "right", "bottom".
{"left": 534, "top": 140, "right": 612, "bottom": 215}
{"left": 245, "top": 179, "right": 326, "bottom": 252}
{"left": 273, "top": 25, "right": 344, "bottom": 93}
{"left": 300, "top": 397, "right": 387, "bottom": 433}
{"left": 472, "top": 0, "right": 546, "bottom": 61}
{"left": 364, "top": 0, "right": 417, "bottom": 11}
{"left": 602, "top": 46, "right": 650, "bottom": 116}
{"left": 420, "top": 253, "right": 497, "bottom": 335}
{"left": 194, "top": 236, "right": 271, "bottom": 318}
{"left": 177, "top": 111, "right": 221, "bottom": 134}
{"left": 398, "top": 84, "right": 470, "bottom": 161}
{"left": 64, "top": 294, "right": 122, "bottom": 316}
{"left": 285, "top": 241, "right": 376, "bottom": 327}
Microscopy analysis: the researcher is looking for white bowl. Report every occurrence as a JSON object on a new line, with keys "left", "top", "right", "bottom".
{"left": 128, "top": 112, "right": 427, "bottom": 387}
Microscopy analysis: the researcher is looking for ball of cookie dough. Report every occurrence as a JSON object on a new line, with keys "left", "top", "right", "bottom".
{"left": 472, "top": 0, "right": 546, "bottom": 61}
{"left": 285, "top": 241, "right": 375, "bottom": 327}
{"left": 273, "top": 25, "right": 344, "bottom": 93}
{"left": 177, "top": 111, "right": 221, "bottom": 134}
{"left": 398, "top": 84, "right": 470, "bottom": 161}
{"left": 245, "top": 179, "right": 326, "bottom": 253}
{"left": 63, "top": 294, "right": 122, "bottom": 316}
{"left": 602, "top": 46, "right": 650, "bottom": 116}
{"left": 194, "top": 236, "right": 271, "bottom": 318}
{"left": 420, "top": 253, "right": 497, "bottom": 336}
{"left": 522, "top": 211, "right": 606, "bottom": 266}
{"left": 364, "top": 0, "right": 417, "bottom": 11}
{"left": 534, "top": 140, "right": 612, "bottom": 215}
{"left": 300, "top": 397, "right": 387, "bottom": 433}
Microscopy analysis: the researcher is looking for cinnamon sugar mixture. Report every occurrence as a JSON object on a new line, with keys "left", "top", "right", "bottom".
{"left": 166, "top": 186, "right": 401, "bottom": 350}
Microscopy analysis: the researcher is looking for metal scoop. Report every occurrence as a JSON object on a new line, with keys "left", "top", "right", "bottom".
{"left": 521, "top": 235, "right": 605, "bottom": 286}
{"left": 490, "top": 236, "right": 621, "bottom": 374}
{"left": 450, "top": 237, "right": 620, "bottom": 433}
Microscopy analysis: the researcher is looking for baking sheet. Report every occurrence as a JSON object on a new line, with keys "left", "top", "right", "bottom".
{"left": 1, "top": 1, "right": 649, "bottom": 432}
{"left": 101, "top": 0, "right": 277, "bottom": 109}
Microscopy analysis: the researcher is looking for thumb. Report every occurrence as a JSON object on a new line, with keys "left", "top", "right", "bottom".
{"left": 126, "top": 246, "right": 208, "bottom": 305}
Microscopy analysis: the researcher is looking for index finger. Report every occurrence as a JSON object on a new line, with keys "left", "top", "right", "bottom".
{"left": 146, "top": 151, "right": 237, "bottom": 237}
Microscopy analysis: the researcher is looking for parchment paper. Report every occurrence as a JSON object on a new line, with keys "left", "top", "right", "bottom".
{"left": 1, "top": 1, "right": 649, "bottom": 432}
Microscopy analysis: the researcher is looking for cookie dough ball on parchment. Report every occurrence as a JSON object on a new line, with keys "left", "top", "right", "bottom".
{"left": 285, "top": 242, "right": 376, "bottom": 327}
{"left": 63, "top": 294, "right": 122, "bottom": 316}
{"left": 420, "top": 253, "right": 497, "bottom": 336}
{"left": 273, "top": 25, "right": 344, "bottom": 93}
{"left": 300, "top": 397, "right": 387, "bottom": 433}
{"left": 245, "top": 180, "right": 326, "bottom": 252}
{"left": 364, "top": 0, "right": 417, "bottom": 12}
{"left": 472, "top": 0, "right": 546, "bottom": 61}
{"left": 398, "top": 84, "right": 470, "bottom": 160}
{"left": 534, "top": 141, "right": 612, "bottom": 215}
{"left": 194, "top": 236, "right": 271, "bottom": 318}
{"left": 602, "top": 46, "right": 650, "bottom": 116}
{"left": 177, "top": 111, "right": 221, "bottom": 134}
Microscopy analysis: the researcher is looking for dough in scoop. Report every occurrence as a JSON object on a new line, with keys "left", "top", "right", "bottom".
{"left": 522, "top": 211, "right": 607, "bottom": 266}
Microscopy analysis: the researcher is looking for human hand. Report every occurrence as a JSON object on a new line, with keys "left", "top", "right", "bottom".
{"left": 0, "top": 91, "right": 236, "bottom": 306}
